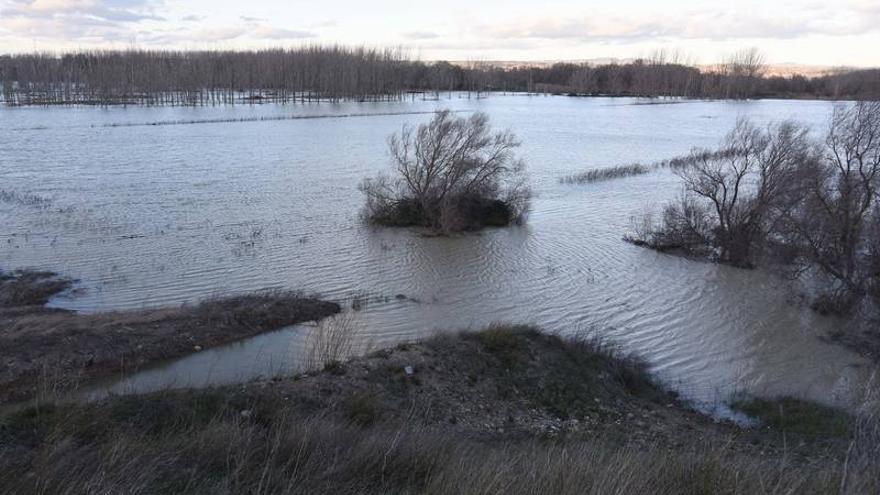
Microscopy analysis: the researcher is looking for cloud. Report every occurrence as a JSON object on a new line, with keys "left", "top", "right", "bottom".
{"left": 483, "top": 3, "right": 880, "bottom": 43}
{"left": 251, "top": 25, "right": 315, "bottom": 40}
{"left": 237, "top": 15, "right": 316, "bottom": 40}
{"left": 2, "top": 0, "right": 164, "bottom": 22}
{"left": 139, "top": 22, "right": 315, "bottom": 44}
{"left": 402, "top": 30, "right": 440, "bottom": 40}
{"left": 0, "top": 1, "right": 317, "bottom": 46}
{"left": 0, "top": 0, "right": 164, "bottom": 43}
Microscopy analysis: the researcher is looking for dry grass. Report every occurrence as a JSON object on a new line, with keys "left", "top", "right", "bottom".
{"left": 306, "top": 312, "right": 357, "bottom": 371}
{"left": 0, "top": 325, "right": 874, "bottom": 494}
{"left": 841, "top": 375, "right": 880, "bottom": 494}
{"left": 0, "top": 391, "right": 866, "bottom": 495}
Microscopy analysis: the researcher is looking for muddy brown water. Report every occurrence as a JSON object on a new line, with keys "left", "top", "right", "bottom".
{"left": 0, "top": 95, "right": 871, "bottom": 417}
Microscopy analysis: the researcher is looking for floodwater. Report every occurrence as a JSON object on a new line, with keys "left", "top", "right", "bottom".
{"left": 0, "top": 95, "right": 871, "bottom": 415}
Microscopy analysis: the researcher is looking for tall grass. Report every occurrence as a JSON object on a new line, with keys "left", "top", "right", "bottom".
{"left": 305, "top": 312, "right": 357, "bottom": 370}
{"left": 0, "top": 400, "right": 856, "bottom": 495}
{"left": 841, "top": 374, "right": 880, "bottom": 494}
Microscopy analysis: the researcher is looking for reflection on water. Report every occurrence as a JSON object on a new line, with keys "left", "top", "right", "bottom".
{"left": 0, "top": 95, "right": 871, "bottom": 413}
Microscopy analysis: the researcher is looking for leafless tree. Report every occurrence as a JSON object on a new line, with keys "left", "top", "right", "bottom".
{"left": 360, "top": 110, "right": 530, "bottom": 232}
{"left": 721, "top": 48, "right": 766, "bottom": 99}
{"left": 670, "top": 119, "right": 812, "bottom": 266}
{"left": 785, "top": 101, "right": 880, "bottom": 310}
{"left": 629, "top": 101, "right": 879, "bottom": 313}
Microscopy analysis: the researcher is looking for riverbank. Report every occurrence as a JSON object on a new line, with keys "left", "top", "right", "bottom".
{"left": 1, "top": 325, "right": 872, "bottom": 494}
{"left": 0, "top": 269, "right": 340, "bottom": 405}
{"left": 827, "top": 314, "right": 880, "bottom": 364}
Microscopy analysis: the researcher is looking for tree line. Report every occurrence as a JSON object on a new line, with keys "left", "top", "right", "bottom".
{"left": 0, "top": 46, "right": 878, "bottom": 106}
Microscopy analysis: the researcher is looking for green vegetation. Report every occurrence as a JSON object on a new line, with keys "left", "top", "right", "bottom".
{"left": 560, "top": 163, "right": 650, "bottom": 184}
{"left": 732, "top": 396, "right": 854, "bottom": 439}
{"left": 470, "top": 325, "right": 659, "bottom": 417}
{"left": 342, "top": 393, "right": 380, "bottom": 427}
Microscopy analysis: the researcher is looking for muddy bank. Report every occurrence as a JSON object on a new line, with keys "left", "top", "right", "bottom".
{"left": 0, "top": 270, "right": 340, "bottom": 404}
{"left": 0, "top": 326, "right": 865, "bottom": 494}
{"left": 827, "top": 316, "right": 880, "bottom": 364}
{"left": 0, "top": 270, "right": 73, "bottom": 307}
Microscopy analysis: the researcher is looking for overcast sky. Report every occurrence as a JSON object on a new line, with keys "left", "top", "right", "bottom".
{"left": 1, "top": 0, "right": 878, "bottom": 66}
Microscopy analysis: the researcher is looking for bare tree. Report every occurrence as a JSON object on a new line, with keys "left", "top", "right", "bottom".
{"left": 672, "top": 119, "right": 811, "bottom": 266}
{"left": 360, "top": 110, "right": 530, "bottom": 232}
{"left": 786, "top": 101, "right": 880, "bottom": 310}
{"left": 626, "top": 194, "right": 713, "bottom": 253}
{"left": 721, "top": 48, "right": 766, "bottom": 98}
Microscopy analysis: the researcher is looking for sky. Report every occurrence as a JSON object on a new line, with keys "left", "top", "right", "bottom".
{"left": 1, "top": 0, "right": 879, "bottom": 67}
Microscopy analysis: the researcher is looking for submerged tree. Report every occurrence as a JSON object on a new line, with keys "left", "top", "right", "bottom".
{"left": 783, "top": 101, "right": 880, "bottom": 312}
{"left": 630, "top": 119, "right": 812, "bottom": 267}
{"left": 360, "top": 110, "right": 531, "bottom": 232}
{"left": 629, "top": 101, "right": 880, "bottom": 314}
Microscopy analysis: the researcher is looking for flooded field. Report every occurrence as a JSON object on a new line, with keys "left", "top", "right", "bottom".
{"left": 0, "top": 95, "right": 870, "bottom": 414}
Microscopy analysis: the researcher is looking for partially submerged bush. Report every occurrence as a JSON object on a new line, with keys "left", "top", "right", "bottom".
{"left": 360, "top": 110, "right": 531, "bottom": 232}
{"left": 0, "top": 269, "right": 72, "bottom": 307}
{"left": 624, "top": 195, "right": 713, "bottom": 255}
{"left": 627, "top": 118, "right": 815, "bottom": 268}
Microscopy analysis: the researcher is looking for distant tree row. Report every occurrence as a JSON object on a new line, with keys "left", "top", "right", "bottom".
{"left": 0, "top": 46, "right": 435, "bottom": 106}
{"left": 0, "top": 46, "right": 878, "bottom": 106}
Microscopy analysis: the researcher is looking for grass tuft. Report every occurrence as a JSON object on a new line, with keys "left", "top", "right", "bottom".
{"left": 341, "top": 393, "right": 379, "bottom": 427}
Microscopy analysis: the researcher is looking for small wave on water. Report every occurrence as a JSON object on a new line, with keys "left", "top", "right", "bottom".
{"left": 1, "top": 94, "right": 868, "bottom": 418}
